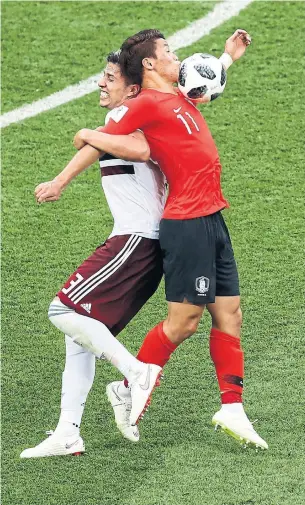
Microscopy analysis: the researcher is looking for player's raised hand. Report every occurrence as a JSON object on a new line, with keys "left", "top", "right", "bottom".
{"left": 35, "top": 180, "right": 63, "bottom": 203}
{"left": 225, "top": 29, "right": 251, "bottom": 62}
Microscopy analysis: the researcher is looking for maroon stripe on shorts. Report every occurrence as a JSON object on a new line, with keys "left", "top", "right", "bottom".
{"left": 101, "top": 165, "right": 135, "bottom": 176}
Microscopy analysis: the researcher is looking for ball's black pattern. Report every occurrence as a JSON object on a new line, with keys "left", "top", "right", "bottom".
{"left": 194, "top": 63, "right": 216, "bottom": 80}
{"left": 179, "top": 63, "right": 187, "bottom": 87}
{"left": 210, "top": 92, "right": 221, "bottom": 101}
{"left": 188, "top": 85, "right": 208, "bottom": 99}
{"left": 220, "top": 66, "right": 226, "bottom": 86}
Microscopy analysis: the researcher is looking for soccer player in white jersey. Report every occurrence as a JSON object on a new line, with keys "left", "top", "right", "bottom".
{"left": 20, "top": 51, "right": 166, "bottom": 458}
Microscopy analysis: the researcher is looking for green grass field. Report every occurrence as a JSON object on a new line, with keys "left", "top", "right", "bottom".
{"left": 2, "top": 1, "right": 305, "bottom": 505}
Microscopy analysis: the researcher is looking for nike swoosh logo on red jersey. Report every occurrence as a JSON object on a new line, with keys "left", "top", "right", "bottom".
{"left": 173, "top": 107, "right": 182, "bottom": 113}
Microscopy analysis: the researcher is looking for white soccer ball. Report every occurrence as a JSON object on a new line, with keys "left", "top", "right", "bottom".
{"left": 178, "top": 53, "right": 227, "bottom": 102}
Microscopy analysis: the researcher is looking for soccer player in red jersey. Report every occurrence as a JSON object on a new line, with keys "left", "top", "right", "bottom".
{"left": 75, "top": 29, "right": 268, "bottom": 449}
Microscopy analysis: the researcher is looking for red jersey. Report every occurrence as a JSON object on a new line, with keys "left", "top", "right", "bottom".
{"left": 102, "top": 89, "right": 229, "bottom": 220}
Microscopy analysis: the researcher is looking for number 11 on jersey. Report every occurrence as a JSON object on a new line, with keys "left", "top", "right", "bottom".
{"left": 176, "top": 111, "right": 200, "bottom": 135}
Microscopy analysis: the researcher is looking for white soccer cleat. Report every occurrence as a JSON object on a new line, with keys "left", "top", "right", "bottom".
{"left": 106, "top": 381, "right": 139, "bottom": 442}
{"left": 129, "top": 364, "right": 163, "bottom": 426}
{"left": 20, "top": 431, "right": 85, "bottom": 459}
{"left": 212, "top": 408, "right": 268, "bottom": 450}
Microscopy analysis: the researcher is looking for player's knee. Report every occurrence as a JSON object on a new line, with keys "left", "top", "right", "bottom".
{"left": 227, "top": 305, "right": 242, "bottom": 336}
{"left": 234, "top": 306, "right": 243, "bottom": 329}
{"left": 184, "top": 315, "right": 201, "bottom": 337}
{"left": 175, "top": 314, "right": 201, "bottom": 339}
{"left": 164, "top": 315, "right": 198, "bottom": 343}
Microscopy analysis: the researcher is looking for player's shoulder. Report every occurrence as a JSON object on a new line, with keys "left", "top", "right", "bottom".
{"left": 105, "top": 92, "right": 155, "bottom": 124}
{"left": 126, "top": 89, "right": 157, "bottom": 106}
{"left": 105, "top": 106, "right": 130, "bottom": 124}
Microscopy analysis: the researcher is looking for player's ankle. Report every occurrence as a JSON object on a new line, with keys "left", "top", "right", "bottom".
{"left": 221, "top": 391, "right": 242, "bottom": 404}
{"left": 220, "top": 403, "right": 245, "bottom": 416}
{"left": 54, "top": 421, "right": 80, "bottom": 438}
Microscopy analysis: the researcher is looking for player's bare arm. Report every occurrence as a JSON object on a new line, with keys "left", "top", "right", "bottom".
{"left": 74, "top": 129, "right": 150, "bottom": 162}
{"left": 220, "top": 29, "right": 251, "bottom": 69}
{"left": 35, "top": 144, "right": 101, "bottom": 203}
{"left": 190, "top": 29, "right": 251, "bottom": 104}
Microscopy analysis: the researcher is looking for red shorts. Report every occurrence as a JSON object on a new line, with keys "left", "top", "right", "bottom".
{"left": 58, "top": 234, "right": 163, "bottom": 336}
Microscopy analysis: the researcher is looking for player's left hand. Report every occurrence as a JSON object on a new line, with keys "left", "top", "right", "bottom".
{"left": 73, "top": 129, "right": 88, "bottom": 150}
{"left": 225, "top": 29, "right": 251, "bottom": 61}
{"left": 35, "top": 180, "right": 63, "bottom": 203}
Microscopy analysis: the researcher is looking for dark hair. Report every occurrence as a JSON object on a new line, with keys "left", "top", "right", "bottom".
{"left": 106, "top": 50, "right": 134, "bottom": 86}
{"left": 119, "top": 29, "right": 165, "bottom": 85}
{"left": 106, "top": 50, "right": 121, "bottom": 65}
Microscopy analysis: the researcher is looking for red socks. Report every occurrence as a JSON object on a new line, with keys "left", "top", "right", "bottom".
{"left": 124, "top": 322, "right": 177, "bottom": 387}
{"left": 124, "top": 324, "right": 244, "bottom": 406}
{"left": 136, "top": 321, "right": 177, "bottom": 366}
{"left": 209, "top": 328, "right": 244, "bottom": 404}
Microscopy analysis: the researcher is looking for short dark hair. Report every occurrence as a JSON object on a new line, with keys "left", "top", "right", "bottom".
{"left": 106, "top": 50, "right": 121, "bottom": 65}
{"left": 106, "top": 50, "right": 135, "bottom": 86}
{"left": 119, "top": 29, "right": 165, "bottom": 85}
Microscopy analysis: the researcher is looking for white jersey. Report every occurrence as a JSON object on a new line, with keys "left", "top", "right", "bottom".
{"left": 100, "top": 108, "right": 166, "bottom": 240}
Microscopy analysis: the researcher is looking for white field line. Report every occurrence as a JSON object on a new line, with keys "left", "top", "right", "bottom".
{"left": 0, "top": 0, "right": 253, "bottom": 129}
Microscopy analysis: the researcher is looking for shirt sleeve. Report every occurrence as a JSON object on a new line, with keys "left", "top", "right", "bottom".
{"left": 102, "top": 94, "right": 154, "bottom": 135}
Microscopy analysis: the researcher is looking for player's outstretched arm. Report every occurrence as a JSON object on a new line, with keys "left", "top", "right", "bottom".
{"left": 219, "top": 29, "right": 251, "bottom": 70}
{"left": 35, "top": 144, "right": 101, "bottom": 203}
{"left": 192, "top": 30, "right": 251, "bottom": 105}
{"left": 74, "top": 129, "right": 150, "bottom": 162}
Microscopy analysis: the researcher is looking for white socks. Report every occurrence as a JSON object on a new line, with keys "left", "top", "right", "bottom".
{"left": 221, "top": 403, "right": 246, "bottom": 416}
{"left": 54, "top": 335, "right": 95, "bottom": 438}
{"left": 48, "top": 299, "right": 146, "bottom": 382}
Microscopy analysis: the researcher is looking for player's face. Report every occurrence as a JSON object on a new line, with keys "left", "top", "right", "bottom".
{"left": 98, "top": 63, "right": 132, "bottom": 110}
{"left": 153, "top": 39, "right": 180, "bottom": 83}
